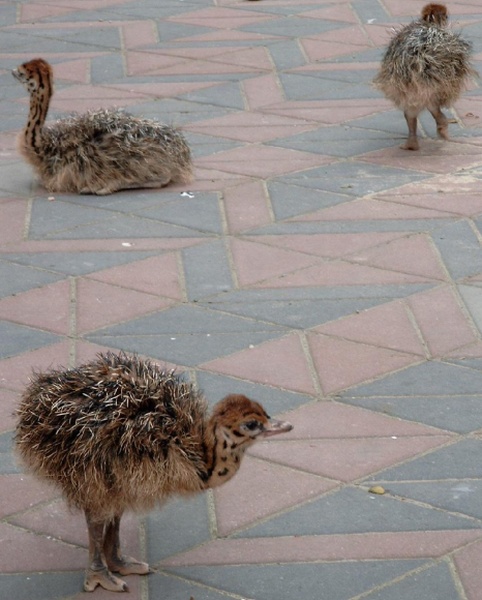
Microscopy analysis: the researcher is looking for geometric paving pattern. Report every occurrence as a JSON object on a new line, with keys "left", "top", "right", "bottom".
{"left": 2, "top": 1, "right": 482, "bottom": 599}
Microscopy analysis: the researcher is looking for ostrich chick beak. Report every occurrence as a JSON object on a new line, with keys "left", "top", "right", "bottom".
{"left": 261, "top": 418, "right": 293, "bottom": 438}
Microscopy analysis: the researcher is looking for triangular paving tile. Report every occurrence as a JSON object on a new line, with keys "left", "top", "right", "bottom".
{"left": 454, "top": 539, "right": 482, "bottom": 600}
{"left": 76, "top": 279, "right": 174, "bottom": 334}
{"left": 229, "top": 238, "right": 320, "bottom": 286}
{"left": 213, "top": 456, "right": 336, "bottom": 536}
{"left": 86, "top": 253, "right": 183, "bottom": 299}
{"left": 376, "top": 192, "right": 482, "bottom": 218}
{"left": 0, "top": 390, "right": 17, "bottom": 433}
{"left": 0, "top": 280, "right": 70, "bottom": 335}
{"left": 200, "top": 333, "right": 317, "bottom": 395}
{"left": 0, "top": 341, "right": 70, "bottom": 391}
{"left": 351, "top": 234, "right": 447, "bottom": 281}
{"left": 250, "top": 435, "right": 452, "bottom": 482}
{"left": 313, "top": 300, "right": 426, "bottom": 356}
{"left": 0, "top": 475, "right": 59, "bottom": 519}
{"left": 308, "top": 333, "right": 421, "bottom": 394}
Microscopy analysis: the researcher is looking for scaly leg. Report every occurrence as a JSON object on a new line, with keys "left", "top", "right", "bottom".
{"left": 429, "top": 106, "right": 449, "bottom": 140}
{"left": 104, "top": 514, "right": 150, "bottom": 576}
{"left": 83, "top": 511, "right": 129, "bottom": 593}
{"left": 401, "top": 111, "right": 419, "bottom": 150}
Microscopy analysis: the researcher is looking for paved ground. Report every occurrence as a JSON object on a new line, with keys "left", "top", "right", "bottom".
{"left": 2, "top": 0, "right": 482, "bottom": 598}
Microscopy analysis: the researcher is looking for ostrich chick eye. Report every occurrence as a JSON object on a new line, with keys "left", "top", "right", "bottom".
{"left": 244, "top": 420, "right": 261, "bottom": 431}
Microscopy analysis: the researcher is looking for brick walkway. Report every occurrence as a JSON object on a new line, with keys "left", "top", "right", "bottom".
{"left": 2, "top": 1, "right": 482, "bottom": 598}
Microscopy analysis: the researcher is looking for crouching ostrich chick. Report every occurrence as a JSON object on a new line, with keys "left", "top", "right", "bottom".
{"left": 373, "top": 3, "right": 476, "bottom": 150}
{"left": 12, "top": 58, "right": 193, "bottom": 194}
{"left": 16, "top": 352, "right": 292, "bottom": 593}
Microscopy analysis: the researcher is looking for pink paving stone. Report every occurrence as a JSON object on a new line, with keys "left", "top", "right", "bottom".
{"left": 254, "top": 232, "right": 406, "bottom": 259}
{"left": 351, "top": 233, "right": 447, "bottom": 281}
{"left": 249, "top": 435, "right": 452, "bottom": 482}
{"left": 386, "top": 173, "right": 482, "bottom": 196}
{"left": 197, "top": 145, "right": 332, "bottom": 178}
{"left": 104, "top": 80, "right": 219, "bottom": 99}
{"left": 408, "top": 286, "right": 479, "bottom": 357}
{"left": 304, "top": 4, "right": 359, "bottom": 24}
{"left": 445, "top": 341, "right": 482, "bottom": 359}
{"left": 0, "top": 198, "right": 28, "bottom": 246}
{"left": 122, "top": 21, "right": 158, "bottom": 49}
{"left": 10, "top": 499, "right": 141, "bottom": 551}
{"left": 0, "top": 279, "right": 71, "bottom": 335}
{"left": 301, "top": 40, "right": 372, "bottom": 62}
{"left": 86, "top": 253, "right": 183, "bottom": 300}
{"left": 305, "top": 25, "right": 373, "bottom": 47}
{"left": 314, "top": 299, "right": 426, "bottom": 356}
{"left": 75, "top": 278, "right": 172, "bottom": 334}
{"left": 200, "top": 333, "right": 317, "bottom": 396}
{"left": 251, "top": 260, "right": 431, "bottom": 289}
{"left": 167, "top": 7, "right": 277, "bottom": 29}
{"left": 223, "top": 180, "right": 272, "bottom": 234}
{"left": 242, "top": 74, "right": 285, "bottom": 110}
{"left": 229, "top": 238, "right": 320, "bottom": 286}
{"left": 0, "top": 389, "right": 17, "bottom": 433}
{"left": 208, "top": 47, "right": 274, "bottom": 71}
{"left": 19, "top": 0, "right": 129, "bottom": 22}
{"left": 54, "top": 59, "right": 91, "bottom": 84}
{"left": 142, "top": 59, "right": 264, "bottom": 77}
{"left": 175, "top": 29, "right": 280, "bottom": 43}
{"left": 262, "top": 100, "right": 390, "bottom": 125}
{"left": 0, "top": 522, "right": 86, "bottom": 572}
{"left": 161, "top": 530, "right": 482, "bottom": 567}
{"left": 308, "top": 333, "right": 422, "bottom": 394}
{"left": 267, "top": 401, "right": 450, "bottom": 440}
{"left": 125, "top": 50, "right": 190, "bottom": 77}
{"left": 453, "top": 539, "right": 482, "bottom": 600}
{"left": 290, "top": 197, "right": 455, "bottom": 222}
{"left": 186, "top": 112, "right": 317, "bottom": 143}
{"left": 0, "top": 341, "right": 70, "bottom": 392}
{"left": 0, "top": 474, "right": 60, "bottom": 519}
{"left": 359, "top": 142, "right": 482, "bottom": 175}
{"left": 375, "top": 192, "right": 482, "bottom": 218}
{"left": 213, "top": 456, "right": 337, "bottom": 536}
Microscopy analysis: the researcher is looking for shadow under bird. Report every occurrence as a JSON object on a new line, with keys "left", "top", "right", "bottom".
{"left": 15, "top": 352, "right": 293, "bottom": 593}
{"left": 373, "top": 3, "right": 476, "bottom": 150}
{"left": 12, "top": 58, "right": 193, "bottom": 194}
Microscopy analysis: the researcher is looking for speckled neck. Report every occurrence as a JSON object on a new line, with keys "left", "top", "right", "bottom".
{"left": 25, "top": 72, "right": 51, "bottom": 152}
{"left": 204, "top": 423, "right": 250, "bottom": 489}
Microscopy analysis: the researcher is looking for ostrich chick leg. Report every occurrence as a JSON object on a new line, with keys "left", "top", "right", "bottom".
{"left": 104, "top": 514, "right": 150, "bottom": 576}
{"left": 84, "top": 512, "right": 129, "bottom": 593}
{"left": 401, "top": 111, "right": 420, "bottom": 150}
{"left": 429, "top": 106, "right": 449, "bottom": 140}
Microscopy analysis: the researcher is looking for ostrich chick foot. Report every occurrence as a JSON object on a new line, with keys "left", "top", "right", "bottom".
{"left": 84, "top": 567, "right": 129, "bottom": 593}
{"left": 400, "top": 137, "right": 419, "bottom": 151}
{"left": 108, "top": 555, "right": 151, "bottom": 576}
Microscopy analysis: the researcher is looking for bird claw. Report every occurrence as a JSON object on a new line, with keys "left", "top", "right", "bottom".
{"left": 108, "top": 556, "right": 151, "bottom": 576}
{"left": 84, "top": 567, "right": 129, "bottom": 593}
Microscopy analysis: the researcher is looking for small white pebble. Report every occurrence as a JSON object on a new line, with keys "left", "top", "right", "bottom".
{"left": 48, "top": 196, "right": 55, "bottom": 201}
{"left": 249, "top": 344, "right": 255, "bottom": 348}
{"left": 121, "top": 242, "right": 132, "bottom": 247}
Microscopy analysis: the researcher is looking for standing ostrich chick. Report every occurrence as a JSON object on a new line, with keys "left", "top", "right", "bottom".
{"left": 16, "top": 352, "right": 293, "bottom": 593}
{"left": 12, "top": 58, "right": 193, "bottom": 194}
{"left": 373, "top": 3, "right": 476, "bottom": 150}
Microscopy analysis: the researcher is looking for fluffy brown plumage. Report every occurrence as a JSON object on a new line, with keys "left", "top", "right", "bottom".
{"left": 373, "top": 3, "right": 476, "bottom": 150}
{"left": 16, "top": 352, "right": 292, "bottom": 593}
{"left": 12, "top": 58, "right": 193, "bottom": 194}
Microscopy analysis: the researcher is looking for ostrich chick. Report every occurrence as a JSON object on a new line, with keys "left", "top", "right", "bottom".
{"left": 373, "top": 3, "right": 475, "bottom": 150}
{"left": 12, "top": 58, "right": 193, "bottom": 194}
{"left": 16, "top": 352, "right": 292, "bottom": 593}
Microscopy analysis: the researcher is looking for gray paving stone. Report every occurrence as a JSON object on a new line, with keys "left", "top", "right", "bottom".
{"left": 195, "top": 371, "right": 312, "bottom": 413}
{"left": 179, "top": 82, "right": 246, "bottom": 110}
{"left": 455, "top": 285, "right": 482, "bottom": 334}
{"left": 266, "top": 40, "right": 308, "bottom": 70}
{"left": 270, "top": 126, "right": 395, "bottom": 157}
{"left": 0, "top": 161, "right": 34, "bottom": 196}
{"left": 185, "top": 132, "right": 242, "bottom": 159}
{"left": 183, "top": 240, "right": 234, "bottom": 301}
{"left": 374, "top": 480, "right": 482, "bottom": 521}
{"left": 0, "top": 321, "right": 60, "bottom": 360}
{"left": 0, "top": 572, "right": 84, "bottom": 600}
{"left": 126, "top": 98, "right": 235, "bottom": 126}
{"left": 432, "top": 221, "right": 482, "bottom": 280}
{"left": 342, "top": 361, "right": 482, "bottom": 397}
{"left": 280, "top": 73, "right": 380, "bottom": 102}
{"left": 4, "top": 251, "right": 157, "bottom": 277}
{"left": 168, "top": 560, "right": 427, "bottom": 600}
{"left": 345, "top": 110, "right": 410, "bottom": 137}
{"left": 156, "top": 22, "right": 215, "bottom": 42}
{"left": 268, "top": 182, "right": 348, "bottom": 220}
{"left": 86, "top": 331, "right": 282, "bottom": 367}
{"left": 148, "top": 572, "right": 240, "bottom": 600}
{"left": 367, "top": 439, "right": 482, "bottom": 483}
{"left": 90, "top": 54, "right": 126, "bottom": 85}
{"left": 362, "top": 562, "right": 462, "bottom": 600}
{"left": 235, "top": 488, "right": 479, "bottom": 538}
{"left": 0, "top": 432, "right": 19, "bottom": 474}
{"left": 249, "top": 219, "right": 453, "bottom": 235}
{"left": 341, "top": 395, "right": 482, "bottom": 434}
{"left": 201, "top": 297, "right": 390, "bottom": 329}
{"left": 241, "top": 16, "right": 344, "bottom": 38}
{"left": 12, "top": 27, "right": 121, "bottom": 53}
{"left": 277, "top": 162, "right": 429, "bottom": 197}
{"left": 352, "top": 0, "right": 390, "bottom": 22}
{"left": 0, "top": 261, "right": 64, "bottom": 297}
{"left": 138, "top": 193, "right": 223, "bottom": 234}
{"left": 146, "top": 495, "right": 210, "bottom": 563}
